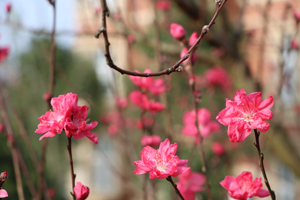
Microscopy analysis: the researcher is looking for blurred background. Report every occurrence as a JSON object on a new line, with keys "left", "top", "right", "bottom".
{"left": 0, "top": 0, "right": 300, "bottom": 199}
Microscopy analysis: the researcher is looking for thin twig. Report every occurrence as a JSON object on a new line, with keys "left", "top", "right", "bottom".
{"left": 253, "top": 129, "right": 276, "bottom": 200}
{"left": 166, "top": 176, "right": 185, "bottom": 200}
{"left": 67, "top": 136, "right": 76, "bottom": 200}
{"left": 95, "top": 0, "right": 228, "bottom": 77}
{"left": 37, "top": 2, "right": 56, "bottom": 200}
{"left": 0, "top": 89, "right": 25, "bottom": 200}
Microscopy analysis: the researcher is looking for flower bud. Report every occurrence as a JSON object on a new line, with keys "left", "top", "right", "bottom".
{"left": 74, "top": 182, "right": 89, "bottom": 200}
{"left": 211, "top": 142, "right": 225, "bottom": 156}
{"left": 291, "top": 38, "right": 299, "bottom": 50}
{"left": 0, "top": 124, "right": 4, "bottom": 132}
{"left": 5, "top": 3, "right": 11, "bottom": 13}
{"left": 181, "top": 48, "right": 197, "bottom": 66}
{"left": 0, "top": 172, "right": 8, "bottom": 184}
{"left": 141, "top": 135, "right": 161, "bottom": 147}
{"left": 170, "top": 23, "right": 186, "bottom": 40}
{"left": 156, "top": 1, "right": 172, "bottom": 11}
{"left": 43, "top": 92, "right": 51, "bottom": 101}
{"left": 94, "top": 6, "right": 101, "bottom": 15}
{"left": 189, "top": 32, "right": 198, "bottom": 46}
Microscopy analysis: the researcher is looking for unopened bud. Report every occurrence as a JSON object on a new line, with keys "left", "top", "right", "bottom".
{"left": 175, "top": 66, "right": 184, "bottom": 72}
{"left": 215, "top": 0, "right": 222, "bottom": 7}
{"left": 202, "top": 25, "right": 209, "bottom": 34}
{"left": 189, "top": 77, "right": 195, "bottom": 86}
{"left": 0, "top": 172, "right": 8, "bottom": 184}
{"left": 194, "top": 90, "right": 202, "bottom": 103}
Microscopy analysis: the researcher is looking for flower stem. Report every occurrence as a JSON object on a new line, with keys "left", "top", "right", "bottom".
{"left": 67, "top": 136, "right": 76, "bottom": 200}
{"left": 253, "top": 129, "right": 276, "bottom": 200}
{"left": 166, "top": 176, "right": 185, "bottom": 200}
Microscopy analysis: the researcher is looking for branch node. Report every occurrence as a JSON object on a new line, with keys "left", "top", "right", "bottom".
{"left": 202, "top": 25, "right": 209, "bottom": 34}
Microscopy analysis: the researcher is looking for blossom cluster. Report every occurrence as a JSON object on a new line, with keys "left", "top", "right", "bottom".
{"left": 35, "top": 93, "right": 98, "bottom": 144}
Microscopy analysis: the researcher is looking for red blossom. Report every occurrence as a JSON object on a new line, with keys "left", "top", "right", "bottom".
{"left": 133, "top": 138, "right": 190, "bottom": 179}
{"left": 291, "top": 38, "right": 299, "bottom": 49}
{"left": 0, "top": 46, "right": 9, "bottom": 63}
{"left": 211, "top": 142, "right": 226, "bottom": 156}
{"left": 204, "top": 66, "right": 231, "bottom": 91}
{"left": 116, "top": 97, "right": 128, "bottom": 109}
{"left": 182, "top": 108, "right": 220, "bottom": 142}
{"left": 141, "top": 134, "right": 161, "bottom": 147}
{"left": 74, "top": 182, "right": 89, "bottom": 200}
{"left": 220, "top": 171, "right": 269, "bottom": 199}
{"left": 127, "top": 34, "right": 136, "bottom": 43}
{"left": 293, "top": 10, "right": 300, "bottom": 22}
{"left": 129, "top": 69, "right": 166, "bottom": 95}
{"left": 155, "top": 0, "right": 172, "bottom": 11}
{"left": 189, "top": 32, "right": 198, "bottom": 47}
{"left": 170, "top": 23, "right": 186, "bottom": 40}
{"left": 94, "top": 6, "right": 101, "bottom": 14}
{"left": 216, "top": 89, "right": 274, "bottom": 143}
{"left": 0, "top": 124, "right": 3, "bottom": 132}
{"left": 0, "top": 189, "right": 8, "bottom": 198}
{"left": 129, "top": 91, "right": 165, "bottom": 114}
{"left": 177, "top": 170, "right": 206, "bottom": 200}
{"left": 35, "top": 93, "right": 98, "bottom": 144}
{"left": 4, "top": 3, "right": 11, "bottom": 13}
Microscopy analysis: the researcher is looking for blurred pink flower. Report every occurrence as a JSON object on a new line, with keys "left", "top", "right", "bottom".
{"left": 211, "top": 142, "right": 225, "bottom": 156}
{"left": 212, "top": 47, "right": 225, "bottom": 58}
{"left": 4, "top": 3, "right": 11, "bottom": 13}
{"left": 108, "top": 124, "right": 118, "bottom": 135}
{"left": 130, "top": 91, "right": 165, "bottom": 114}
{"left": 35, "top": 93, "right": 98, "bottom": 144}
{"left": 216, "top": 89, "right": 273, "bottom": 143}
{"left": 133, "top": 138, "right": 190, "bottom": 179}
{"left": 170, "top": 23, "right": 186, "bottom": 40}
{"left": 177, "top": 170, "right": 206, "bottom": 200}
{"left": 116, "top": 97, "right": 128, "bottom": 109}
{"left": 182, "top": 108, "right": 220, "bottom": 142}
{"left": 291, "top": 38, "right": 299, "bottom": 49}
{"left": 43, "top": 92, "right": 51, "bottom": 101}
{"left": 0, "top": 189, "right": 8, "bottom": 198}
{"left": 141, "top": 134, "right": 161, "bottom": 147}
{"left": 204, "top": 66, "right": 231, "bottom": 91}
{"left": 0, "top": 46, "right": 9, "bottom": 63}
{"left": 180, "top": 47, "right": 197, "bottom": 66}
{"left": 136, "top": 117, "right": 154, "bottom": 129}
{"left": 74, "top": 182, "right": 90, "bottom": 200}
{"left": 293, "top": 10, "right": 300, "bottom": 22}
{"left": 129, "top": 69, "right": 165, "bottom": 95}
{"left": 113, "top": 13, "right": 121, "bottom": 20}
{"left": 127, "top": 34, "right": 135, "bottom": 43}
{"left": 94, "top": 6, "right": 101, "bottom": 14}
{"left": 220, "top": 171, "right": 269, "bottom": 199}
{"left": 155, "top": 0, "right": 172, "bottom": 10}
{"left": 189, "top": 32, "right": 198, "bottom": 47}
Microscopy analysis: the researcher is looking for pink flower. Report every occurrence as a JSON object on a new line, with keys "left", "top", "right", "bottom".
{"left": 182, "top": 108, "right": 220, "bottom": 142}
{"left": 293, "top": 10, "right": 300, "bottom": 22}
{"left": 4, "top": 3, "right": 11, "bottom": 13}
{"left": 220, "top": 171, "right": 270, "bottom": 199}
{"left": 291, "top": 38, "right": 299, "bottom": 49}
{"left": 177, "top": 170, "right": 206, "bottom": 200}
{"left": 0, "top": 46, "right": 9, "bottom": 63}
{"left": 156, "top": 1, "right": 172, "bottom": 11}
{"left": 0, "top": 189, "right": 8, "bottom": 198}
{"left": 108, "top": 124, "right": 118, "bottom": 135}
{"left": 127, "top": 34, "right": 136, "bottom": 43}
{"left": 133, "top": 138, "right": 190, "bottom": 179}
{"left": 189, "top": 32, "right": 198, "bottom": 47}
{"left": 129, "top": 69, "right": 165, "bottom": 95}
{"left": 35, "top": 93, "right": 98, "bottom": 144}
{"left": 170, "top": 23, "right": 186, "bottom": 40}
{"left": 48, "top": 188, "right": 56, "bottom": 198}
{"left": 94, "top": 6, "right": 101, "bottom": 14}
{"left": 136, "top": 117, "right": 154, "bottom": 129}
{"left": 116, "top": 97, "right": 128, "bottom": 109}
{"left": 180, "top": 48, "right": 197, "bottom": 66}
{"left": 74, "top": 182, "right": 90, "bottom": 200}
{"left": 204, "top": 66, "right": 231, "bottom": 91}
{"left": 113, "top": 13, "right": 121, "bottom": 20}
{"left": 216, "top": 89, "right": 274, "bottom": 143}
{"left": 211, "top": 142, "right": 225, "bottom": 156}
{"left": 141, "top": 135, "right": 161, "bottom": 147}
{"left": 130, "top": 91, "right": 165, "bottom": 114}
{"left": 43, "top": 92, "right": 51, "bottom": 101}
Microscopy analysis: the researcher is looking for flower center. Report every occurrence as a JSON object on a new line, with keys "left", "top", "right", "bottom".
{"left": 157, "top": 165, "right": 167, "bottom": 172}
